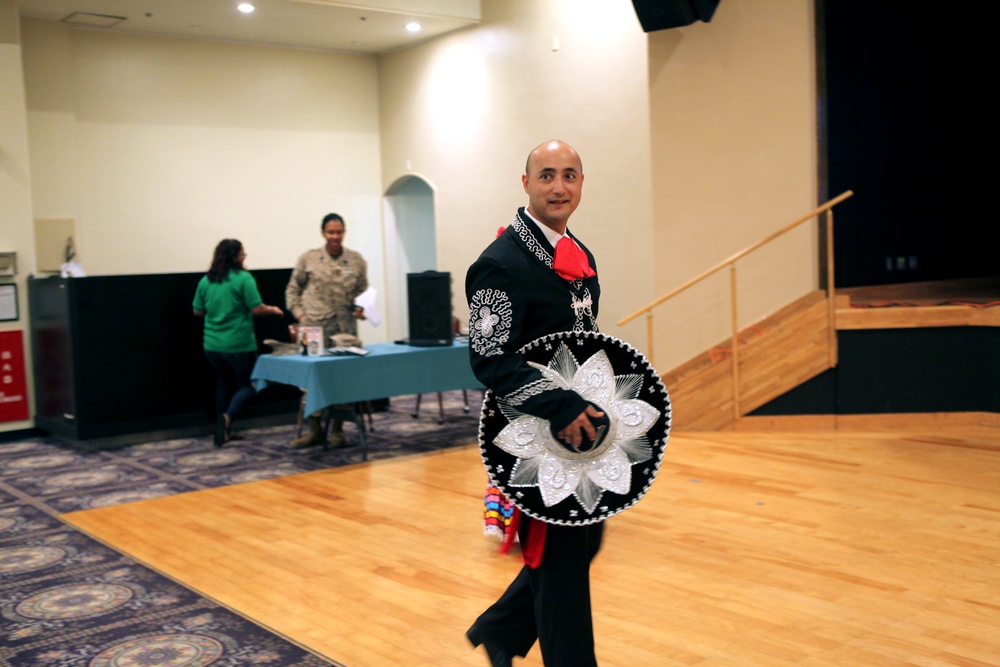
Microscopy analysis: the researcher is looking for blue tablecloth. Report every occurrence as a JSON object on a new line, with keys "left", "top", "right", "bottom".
{"left": 252, "top": 341, "right": 484, "bottom": 416}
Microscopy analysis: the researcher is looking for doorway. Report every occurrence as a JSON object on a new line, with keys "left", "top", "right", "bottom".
{"left": 383, "top": 175, "right": 437, "bottom": 342}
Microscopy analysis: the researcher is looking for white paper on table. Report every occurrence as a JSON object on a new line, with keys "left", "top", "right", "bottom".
{"left": 355, "top": 286, "right": 381, "bottom": 327}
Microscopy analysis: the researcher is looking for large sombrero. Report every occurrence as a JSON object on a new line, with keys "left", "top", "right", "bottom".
{"left": 479, "top": 331, "right": 671, "bottom": 526}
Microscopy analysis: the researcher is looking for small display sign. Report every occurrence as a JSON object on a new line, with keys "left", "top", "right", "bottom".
{"left": 298, "top": 326, "right": 324, "bottom": 356}
{"left": 0, "top": 330, "right": 29, "bottom": 422}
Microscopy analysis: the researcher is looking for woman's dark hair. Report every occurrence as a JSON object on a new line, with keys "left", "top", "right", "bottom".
{"left": 207, "top": 239, "right": 244, "bottom": 283}
{"left": 321, "top": 213, "right": 345, "bottom": 230}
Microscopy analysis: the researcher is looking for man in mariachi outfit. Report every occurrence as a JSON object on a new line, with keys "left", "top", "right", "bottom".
{"left": 466, "top": 140, "right": 605, "bottom": 667}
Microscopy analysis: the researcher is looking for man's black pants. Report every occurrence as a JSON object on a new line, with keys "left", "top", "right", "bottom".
{"left": 469, "top": 519, "right": 605, "bottom": 666}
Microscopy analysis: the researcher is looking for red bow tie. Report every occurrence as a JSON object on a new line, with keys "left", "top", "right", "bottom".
{"left": 552, "top": 237, "right": 596, "bottom": 281}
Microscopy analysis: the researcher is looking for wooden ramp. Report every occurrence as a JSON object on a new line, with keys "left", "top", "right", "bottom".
{"left": 64, "top": 426, "right": 1000, "bottom": 666}
{"left": 661, "top": 291, "right": 835, "bottom": 431}
{"left": 661, "top": 278, "right": 1000, "bottom": 431}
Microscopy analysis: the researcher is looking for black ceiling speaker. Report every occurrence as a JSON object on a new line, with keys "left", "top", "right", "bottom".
{"left": 631, "top": 0, "right": 721, "bottom": 32}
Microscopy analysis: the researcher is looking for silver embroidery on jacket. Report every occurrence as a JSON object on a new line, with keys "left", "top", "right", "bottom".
{"left": 512, "top": 212, "right": 586, "bottom": 290}
{"left": 512, "top": 213, "right": 552, "bottom": 267}
{"left": 572, "top": 288, "right": 596, "bottom": 331}
{"left": 470, "top": 288, "right": 512, "bottom": 357}
{"left": 502, "top": 378, "right": 561, "bottom": 406}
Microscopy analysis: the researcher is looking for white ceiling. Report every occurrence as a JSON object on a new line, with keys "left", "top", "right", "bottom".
{"left": 16, "top": 0, "right": 482, "bottom": 55}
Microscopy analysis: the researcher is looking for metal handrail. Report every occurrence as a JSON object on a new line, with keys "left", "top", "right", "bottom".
{"left": 617, "top": 190, "right": 854, "bottom": 418}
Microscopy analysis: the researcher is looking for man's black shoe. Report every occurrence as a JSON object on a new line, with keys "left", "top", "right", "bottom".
{"left": 466, "top": 628, "right": 513, "bottom": 667}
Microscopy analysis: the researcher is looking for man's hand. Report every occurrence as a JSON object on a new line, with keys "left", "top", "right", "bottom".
{"left": 352, "top": 306, "right": 366, "bottom": 320}
{"left": 557, "top": 405, "right": 605, "bottom": 451}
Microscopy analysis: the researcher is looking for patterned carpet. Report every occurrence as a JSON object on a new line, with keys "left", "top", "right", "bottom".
{"left": 0, "top": 391, "right": 481, "bottom": 666}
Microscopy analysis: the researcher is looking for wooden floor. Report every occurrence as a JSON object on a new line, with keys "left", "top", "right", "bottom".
{"left": 64, "top": 425, "right": 1000, "bottom": 666}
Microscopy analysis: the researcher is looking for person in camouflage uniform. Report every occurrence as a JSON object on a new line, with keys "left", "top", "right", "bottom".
{"left": 285, "top": 212, "right": 368, "bottom": 448}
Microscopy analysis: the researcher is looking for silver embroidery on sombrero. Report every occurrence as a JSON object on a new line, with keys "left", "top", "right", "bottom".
{"left": 470, "top": 288, "right": 512, "bottom": 357}
{"left": 493, "top": 342, "right": 659, "bottom": 514}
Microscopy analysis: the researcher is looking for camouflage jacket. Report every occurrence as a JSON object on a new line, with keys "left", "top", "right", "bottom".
{"left": 285, "top": 247, "right": 368, "bottom": 331}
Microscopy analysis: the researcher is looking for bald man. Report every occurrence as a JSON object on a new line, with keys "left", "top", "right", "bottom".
{"left": 465, "top": 140, "right": 604, "bottom": 667}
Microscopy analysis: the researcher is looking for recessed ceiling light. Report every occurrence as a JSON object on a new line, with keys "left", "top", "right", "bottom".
{"left": 405, "top": 22, "right": 422, "bottom": 33}
{"left": 237, "top": 3, "right": 255, "bottom": 14}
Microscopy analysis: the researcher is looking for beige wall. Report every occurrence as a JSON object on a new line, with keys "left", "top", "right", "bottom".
{"left": 0, "top": 1, "right": 36, "bottom": 433}
{"left": 3, "top": 0, "right": 817, "bottom": 432}
{"left": 20, "top": 20, "right": 386, "bottom": 312}
{"left": 378, "top": 0, "right": 658, "bottom": 352}
{"left": 649, "top": 1, "right": 817, "bottom": 368}
{"left": 378, "top": 0, "right": 816, "bottom": 372}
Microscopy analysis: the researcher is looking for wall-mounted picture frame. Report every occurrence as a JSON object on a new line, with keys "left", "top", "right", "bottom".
{"left": 0, "top": 284, "right": 19, "bottom": 322}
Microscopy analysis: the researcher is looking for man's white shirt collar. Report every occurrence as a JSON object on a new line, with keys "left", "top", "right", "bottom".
{"left": 523, "top": 208, "right": 567, "bottom": 250}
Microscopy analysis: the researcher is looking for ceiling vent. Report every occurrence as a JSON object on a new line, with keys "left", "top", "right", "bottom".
{"left": 61, "top": 12, "right": 126, "bottom": 28}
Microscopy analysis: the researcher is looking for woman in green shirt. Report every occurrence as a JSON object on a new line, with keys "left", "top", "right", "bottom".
{"left": 193, "top": 239, "right": 282, "bottom": 446}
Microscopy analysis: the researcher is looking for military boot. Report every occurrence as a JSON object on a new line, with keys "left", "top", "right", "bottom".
{"left": 292, "top": 415, "right": 324, "bottom": 448}
{"left": 328, "top": 420, "right": 347, "bottom": 449}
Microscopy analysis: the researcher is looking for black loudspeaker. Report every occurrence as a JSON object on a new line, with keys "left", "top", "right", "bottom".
{"left": 631, "top": 0, "right": 721, "bottom": 33}
{"left": 407, "top": 271, "right": 453, "bottom": 346}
